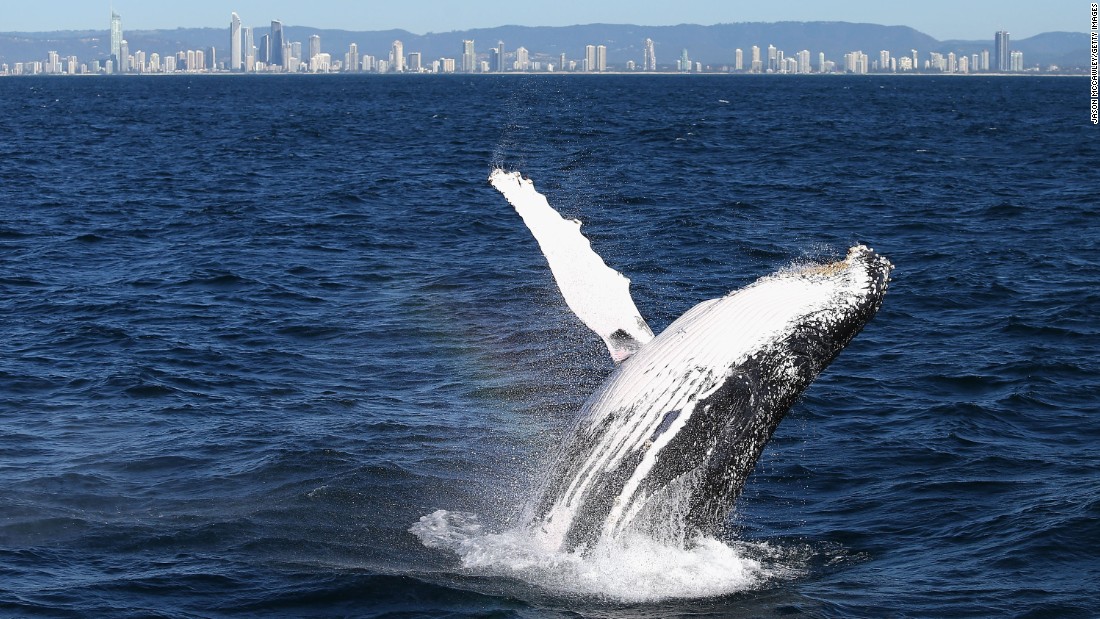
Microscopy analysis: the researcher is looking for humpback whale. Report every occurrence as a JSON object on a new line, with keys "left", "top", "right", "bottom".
{"left": 489, "top": 169, "right": 892, "bottom": 553}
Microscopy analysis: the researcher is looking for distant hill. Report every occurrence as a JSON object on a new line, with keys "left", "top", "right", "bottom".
{"left": 0, "top": 22, "right": 1090, "bottom": 70}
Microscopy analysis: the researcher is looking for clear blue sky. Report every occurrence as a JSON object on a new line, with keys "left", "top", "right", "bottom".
{"left": 0, "top": 1, "right": 1087, "bottom": 40}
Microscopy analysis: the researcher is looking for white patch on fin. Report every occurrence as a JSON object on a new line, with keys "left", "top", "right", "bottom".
{"left": 489, "top": 169, "right": 654, "bottom": 363}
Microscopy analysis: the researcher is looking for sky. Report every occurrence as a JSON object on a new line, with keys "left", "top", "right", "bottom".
{"left": 0, "top": 1, "right": 1087, "bottom": 40}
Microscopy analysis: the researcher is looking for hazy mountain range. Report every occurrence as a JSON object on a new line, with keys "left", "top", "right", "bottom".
{"left": 0, "top": 21, "right": 1090, "bottom": 70}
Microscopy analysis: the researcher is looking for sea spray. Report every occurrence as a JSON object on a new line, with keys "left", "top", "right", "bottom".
{"left": 410, "top": 509, "right": 777, "bottom": 602}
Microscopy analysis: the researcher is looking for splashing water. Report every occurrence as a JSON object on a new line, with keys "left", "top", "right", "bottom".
{"left": 410, "top": 509, "right": 786, "bottom": 602}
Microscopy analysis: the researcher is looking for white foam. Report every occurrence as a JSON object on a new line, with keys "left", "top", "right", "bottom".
{"left": 411, "top": 510, "right": 778, "bottom": 602}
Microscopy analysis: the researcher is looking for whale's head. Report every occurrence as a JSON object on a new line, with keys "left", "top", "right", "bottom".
{"left": 777, "top": 244, "right": 893, "bottom": 347}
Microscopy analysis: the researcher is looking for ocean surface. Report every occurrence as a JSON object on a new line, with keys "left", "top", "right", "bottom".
{"left": 1, "top": 74, "right": 1097, "bottom": 618}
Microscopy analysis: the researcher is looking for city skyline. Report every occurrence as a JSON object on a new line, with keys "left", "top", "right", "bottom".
{"left": 0, "top": 0, "right": 1088, "bottom": 41}
{"left": 5, "top": 20, "right": 1071, "bottom": 77}
{"left": 3, "top": 10, "right": 1089, "bottom": 77}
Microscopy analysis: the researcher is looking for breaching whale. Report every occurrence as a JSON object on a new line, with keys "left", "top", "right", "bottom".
{"left": 489, "top": 169, "right": 892, "bottom": 553}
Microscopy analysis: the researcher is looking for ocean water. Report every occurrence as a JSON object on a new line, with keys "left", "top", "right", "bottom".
{"left": 1, "top": 74, "right": 1097, "bottom": 618}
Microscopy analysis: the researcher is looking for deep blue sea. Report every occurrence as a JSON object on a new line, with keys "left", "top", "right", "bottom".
{"left": 1, "top": 74, "right": 1097, "bottom": 618}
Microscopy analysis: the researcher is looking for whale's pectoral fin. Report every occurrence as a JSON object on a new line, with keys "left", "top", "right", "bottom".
{"left": 489, "top": 168, "right": 654, "bottom": 363}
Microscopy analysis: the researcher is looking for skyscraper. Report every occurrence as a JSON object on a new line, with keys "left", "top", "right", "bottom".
{"left": 734, "top": 48, "right": 743, "bottom": 71}
{"left": 243, "top": 27, "right": 255, "bottom": 71}
{"left": 995, "top": 31, "right": 1010, "bottom": 72}
{"left": 347, "top": 43, "right": 359, "bottom": 72}
{"left": 391, "top": 40, "right": 405, "bottom": 72}
{"left": 461, "top": 40, "right": 475, "bottom": 73}
{"left": 798, "top": 50, "right": 811, "bottom": 74}
{"left": 119, "top": 40, "right": 130, "bottom": 72}
{"left": 309, "top": 35, "right": 321, "bottom": 63}
{"left": 496, "top": 41, "right": 505, "bottom": 72}
{"left": 585, "top": 45, "right": 595, "bottom": 71}
{"left": 230, "top": 12, "right": 242, "bottom": 71}
{"left": 270, "top": 20, "right": 285, "bottom": 67}
{"left": 110, "top": 11, "right": 123, "bottom": 67}
{"left": 644, "top": 38, "right": 656, "bottom": 71}
{"left": 595, "top": 45, "right": 607, "bottom": 72}
{"left": 680, "top": 48, "right": 690, "bottom": 72}
{"left": 1010, "top": 50, "right": 1024, "bottom": 71}
{"left": 259, "top": 34, "right": 270, "bottom": 64}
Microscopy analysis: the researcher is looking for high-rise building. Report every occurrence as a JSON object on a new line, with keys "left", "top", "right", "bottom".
{"left": 243, "top": 27, "right": 255, "bottom": 71}
{"left": 585, "top": 45, "right": 596, "bottom": 71}
{"left": 259, "top": 34, "right": 270, "bottom": 64}
{"left": 514, "top": 46, "right": 529, "bottom": 71}
{"left": 751, "top": 45, "right": 762, "bottom": 73}
{"left": 797, "top": 49, "right": 811, "bottom": 74}
{"left": 559, "top": 52, "right": 567, "bottom": 72}
{"left": 408, "top": 52, "right": 422, "bottom": 72}
{"left": 110, "top": 11, "right": 123, "bottom": 68}
{"left": 995, "top": 31, "right": 1010, "bottom": 72}
{"left": 818, "top": 52, "right": 826, "bottom": 72}
{"left": 734, "top": 48, "right": 743, "bottom": 71}
{"left": 1010, "top": 50, "right": 1024, "bottom": 71}
{"left": 309, "top": 35, "right": 321, "bottom": 63}
{"left": 680, "top": 48, "right": 690, "bottom": 72}
{"left": 461, "top": 40, "right": 476, "bottom": 72}
{"left": 391, "top": 40, "right": 405, "bottom": 72}
{"left": 595, "top": 45, "right": 607, "bottom": 72}
{"left": 347, "top": 43, "right": 359, "bottom": 72}
{"left": 644, "top": 38, "right": 656, "bottom": 71}
{"left": 270, "top": 20, "right": 285, "bottom": 67}
{"left": 230, "top": 13, "right": 242, "bottom": 70}
{"left": 844, "top": 50, "right": 868, "bottom": 74}
{"left": 980, "top": 49, "right": 989, "bottom": 71}
{"left": 767, "top": 45, "right": 777, "bottom": 71}
{"left": 119, "top": 40, "right": 130, "bottom": 72}
{"left": 496, "top": 41, "right": 505, "bottom": 72}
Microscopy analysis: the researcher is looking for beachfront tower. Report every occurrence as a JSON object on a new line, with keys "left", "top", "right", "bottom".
{"left": 462, "top": 40, "right": 476, "bottom": 73}
{"left": 994, "top": 31, "right": 1010, "bottom": 72}
{"left": 110, "top": 11, "right": 123, "bottom": 67}
{"left": 271, "top": 20, "right": 285, "bottom": 67}
{"left": 230, "top": 13, "right": 242, "bottom": 70}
